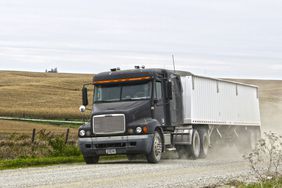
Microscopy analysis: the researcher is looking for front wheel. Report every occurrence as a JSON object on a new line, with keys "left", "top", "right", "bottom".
{"left": 146, "top": 131, "right": 163, "bottom": 163}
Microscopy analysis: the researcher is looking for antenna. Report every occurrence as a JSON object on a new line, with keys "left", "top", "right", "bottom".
{"left": 172, "top": 54, "right": 176, "bottom": 73}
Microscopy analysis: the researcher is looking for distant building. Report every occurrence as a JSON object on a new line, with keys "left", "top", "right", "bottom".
{"left": 45, "top": 68, "right": 58, "bottom": 73}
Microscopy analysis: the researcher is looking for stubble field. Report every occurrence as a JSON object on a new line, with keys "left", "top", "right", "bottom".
{"left": 0, "top": 71, "right": 93, "bottom": 120}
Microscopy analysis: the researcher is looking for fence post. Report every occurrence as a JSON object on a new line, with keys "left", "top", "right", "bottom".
{"left": 65, "top": 128, "right": 70, "bottom": 144}
{"left": 31, "top": 128, "right": 36, "bottom": 143}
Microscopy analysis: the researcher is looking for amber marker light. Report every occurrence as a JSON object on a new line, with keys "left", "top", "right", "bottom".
{"left": 93, "top": 76, "right": 152, "bottom": 84}
{"left": 142, "top": 126, "right": 148, "bottom": 134}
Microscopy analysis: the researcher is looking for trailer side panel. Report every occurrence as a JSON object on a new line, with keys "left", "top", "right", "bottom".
{"left": 181, "top": 76, "right": 260, "bottom": 126}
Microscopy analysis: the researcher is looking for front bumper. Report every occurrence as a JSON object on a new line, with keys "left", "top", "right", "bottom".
{"left": 79, "top": 134, "right": 154, "bottom": 157}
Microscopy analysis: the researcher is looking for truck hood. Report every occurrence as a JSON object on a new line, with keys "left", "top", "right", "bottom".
{"left": 92, "top": 100, "right": 152, "bottom": 123}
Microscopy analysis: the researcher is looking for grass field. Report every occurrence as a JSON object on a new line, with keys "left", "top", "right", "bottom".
{"left": 0, "top": 120, "right": 78, "bottom": 134}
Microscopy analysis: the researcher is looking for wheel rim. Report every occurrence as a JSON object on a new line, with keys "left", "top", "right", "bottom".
{"left": 193, "top": 131, "right": 200, "bottom": 157}
{"left": 153, "top": 133, "right": 162, "bottom": 160}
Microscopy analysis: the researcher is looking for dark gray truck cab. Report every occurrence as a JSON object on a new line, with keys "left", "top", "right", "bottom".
{"left": 78, "top": 68, "right": 183, "bottom": 163}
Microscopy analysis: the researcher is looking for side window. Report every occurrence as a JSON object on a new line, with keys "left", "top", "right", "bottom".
{"left": 154, "top": 81, "right": 162, "bottom": 100}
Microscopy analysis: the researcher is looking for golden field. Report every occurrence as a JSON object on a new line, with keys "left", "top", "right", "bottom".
{"left": 0, "top": 71, "right": 93, "bottom": 120}
{"left": 0, "top": 71, "right": 281, "bottom": 133}
{"left": 0, "top": 120, "right": 77, "bottom": 134}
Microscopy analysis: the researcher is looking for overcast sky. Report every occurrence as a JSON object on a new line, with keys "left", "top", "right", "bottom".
{"left": 0, "top": 0, "right": 282, "bottom": 79}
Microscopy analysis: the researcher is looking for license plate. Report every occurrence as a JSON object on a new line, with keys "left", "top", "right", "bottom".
{"left": 106, "top": 149, "right": 116, "bottom": 155}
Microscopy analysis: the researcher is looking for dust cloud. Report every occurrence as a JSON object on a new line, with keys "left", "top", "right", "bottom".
{"left": 207, "top": 145, "right": 243, "bottom": 161}
{"left": 260, "top": 101, "right": 282, "bottom": 134}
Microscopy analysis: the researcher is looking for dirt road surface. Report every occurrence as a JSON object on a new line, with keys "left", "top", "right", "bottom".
{"left": 0, "top": 156, "right": 255, "bottom": 188}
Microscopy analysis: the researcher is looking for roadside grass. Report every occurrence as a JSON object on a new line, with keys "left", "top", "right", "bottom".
{"left": 0, "top": 155, "right": 128, "bottom": 170}
{"left": 0, "top": 130, "right": 79, "bottom": 159}
{"left": 0, "top": 120, "right": 127, "bottom": 170}
{"left": 219, "top": 132, "right": 282, "bottom": 188}
{"left": 0, "top": 156, "right": 84, "bottom": 170}
{"left": 222, "top": 177, "right": 282, "bottom": 188}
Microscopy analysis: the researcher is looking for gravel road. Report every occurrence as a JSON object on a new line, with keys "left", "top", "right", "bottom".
{"left": 0, "top": 152, "right": 255, "bottom": 188}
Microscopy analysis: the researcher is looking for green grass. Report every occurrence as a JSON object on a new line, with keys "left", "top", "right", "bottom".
{"left": 0, "top": 155, "right": 128, "bottom": 170}
{"left": 0, "top": 156, "right": 84, "bottom": 170}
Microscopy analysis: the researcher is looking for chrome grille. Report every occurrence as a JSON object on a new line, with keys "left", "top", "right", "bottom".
{"left": 93, "top": 114, "right": 125, "bottom": 134}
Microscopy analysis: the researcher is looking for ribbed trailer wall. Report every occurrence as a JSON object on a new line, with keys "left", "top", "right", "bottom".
{"left": 181, "top": 76, "right": 261, "bottom": 126}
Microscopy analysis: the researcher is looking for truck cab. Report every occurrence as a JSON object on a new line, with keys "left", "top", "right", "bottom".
{"left": 78, "top": 68, "right": 182, "bottom": 163}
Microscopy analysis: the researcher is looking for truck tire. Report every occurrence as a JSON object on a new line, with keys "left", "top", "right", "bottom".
{"left": 198, "top": 128, "right": 209, "bottom": 158}
{"left": 188, "top": 129, "right": 201, "bottom": 159}
{"left": 146, "top": 131, "right": 163, "bottom": 163}
{"left": 83, "top": 155, "right": 99, "bottom": 164}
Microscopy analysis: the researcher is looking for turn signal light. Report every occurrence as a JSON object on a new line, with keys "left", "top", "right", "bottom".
{"left": 143, "top": 126, "right": 148, "bottom": 134}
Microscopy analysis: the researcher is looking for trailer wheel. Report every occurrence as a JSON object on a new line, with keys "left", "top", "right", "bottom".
{"left": 188, "top": 129, "right": 201, "bottom": 159}
{"left": 146, "top": 131, "right": 163, "bottom": 163}
{"left": 83, "top": 155, "right": 99, "bottom": 164}
{"left": 198, "top": 128, "right": 209, "bottom": 158}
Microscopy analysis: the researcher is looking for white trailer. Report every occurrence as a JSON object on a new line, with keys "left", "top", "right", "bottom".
{"left": 181, "top": 75, "right": 261, "bottom": 126}
{"left": 173, "top": 74, "right": 261, "bottom": 159}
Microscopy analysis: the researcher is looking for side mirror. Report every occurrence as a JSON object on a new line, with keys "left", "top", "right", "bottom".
{"left": 167, "top": 82, "right": 172, "bottom": 100}
{"left": 82, "top": 87, "right": 88, "bottom": 106}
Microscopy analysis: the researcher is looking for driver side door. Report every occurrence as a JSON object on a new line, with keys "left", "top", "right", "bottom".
{"left": 153, "top": 81, "right": 166, "bottom": 126}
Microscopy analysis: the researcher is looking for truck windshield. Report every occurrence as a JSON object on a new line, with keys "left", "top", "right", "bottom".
{"left": 94, "top": 82, "right": 152, "bottom": 103}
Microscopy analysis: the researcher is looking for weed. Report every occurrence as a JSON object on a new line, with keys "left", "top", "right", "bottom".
{"left": 243, "top": 132, "right": 282, "bottom": 182}
{"left": 0, "top": 129, "right": 80, "bottom": 160}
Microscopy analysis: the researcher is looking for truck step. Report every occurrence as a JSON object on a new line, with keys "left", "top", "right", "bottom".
{"left": 166, "top": 147, "right": 176, "bottom": 151}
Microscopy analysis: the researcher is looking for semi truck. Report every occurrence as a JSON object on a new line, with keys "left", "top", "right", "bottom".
{"left": 78, "top": 67, "right": 261, "bottom": 164}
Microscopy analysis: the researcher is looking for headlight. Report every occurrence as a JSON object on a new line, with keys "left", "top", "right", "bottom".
{"left": 79, "top": 130, "right": 86, "bottom": 137}
{"left": 136, "top": 127, "right": 142, "bottom": 134}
